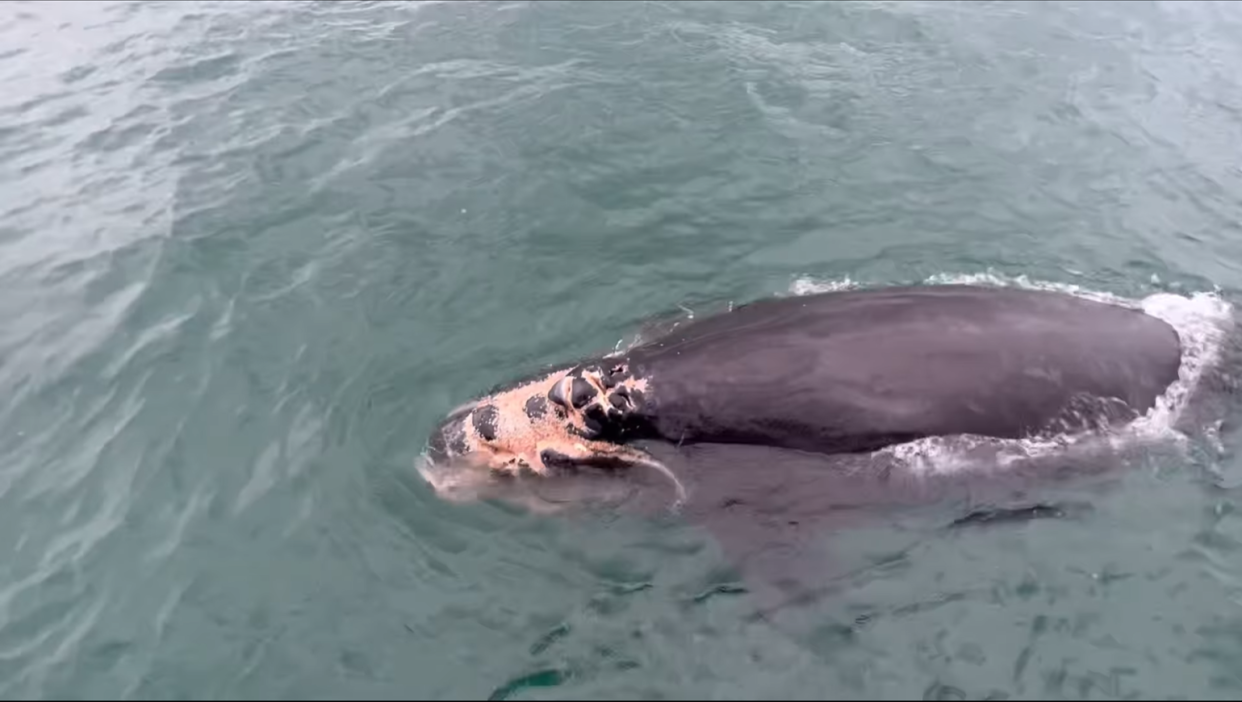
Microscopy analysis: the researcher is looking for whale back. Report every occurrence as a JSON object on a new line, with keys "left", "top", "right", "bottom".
{"left": 625, "top": 285, "right": 1183, "bottom": 454}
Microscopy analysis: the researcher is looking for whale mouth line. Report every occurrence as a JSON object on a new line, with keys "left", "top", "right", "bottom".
{"left": 416, "top": 448, "right": 687, "bottom": 513}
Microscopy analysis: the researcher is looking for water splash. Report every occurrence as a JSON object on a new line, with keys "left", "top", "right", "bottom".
{"left": 789, "top": 274, "right": 860, "bottom": 296}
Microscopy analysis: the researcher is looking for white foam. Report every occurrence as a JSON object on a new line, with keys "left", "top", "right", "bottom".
{"left": 790, "top": 271, "right": 1236, "bottom": 476}
{"left": 789, "top": 275, "right": 860, "bottom": 296}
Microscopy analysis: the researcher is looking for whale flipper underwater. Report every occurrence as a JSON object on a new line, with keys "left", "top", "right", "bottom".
{"left": 419, "top": 283, "right": 1230, "bottom": 605}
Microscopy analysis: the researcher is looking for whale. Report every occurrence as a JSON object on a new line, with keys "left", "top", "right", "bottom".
{"left": 416, "top": 283, "right": 1218, "bottom": 606}
{"left": 422, "top": 284, "right": 1181, "bottom": 481}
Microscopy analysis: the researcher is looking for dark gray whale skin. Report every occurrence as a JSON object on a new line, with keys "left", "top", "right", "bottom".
{"left": 577, "top": 284, "right": 1183, "bottom": 456}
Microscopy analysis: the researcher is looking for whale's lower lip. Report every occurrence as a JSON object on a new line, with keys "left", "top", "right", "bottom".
{"left": 416, "top": 447, "right": 657, "bottom": 515}
{"left": 415, "top": 452, "right": 484, "bottom": 502}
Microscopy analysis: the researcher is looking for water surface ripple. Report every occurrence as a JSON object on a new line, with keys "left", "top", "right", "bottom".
{"left": 2, "top": 1, "right": 1242, "bottom": 698}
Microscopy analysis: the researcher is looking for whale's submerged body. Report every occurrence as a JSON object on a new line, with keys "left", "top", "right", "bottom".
{"left": 418, "top": 283, "right": 1234, "bottom": 609}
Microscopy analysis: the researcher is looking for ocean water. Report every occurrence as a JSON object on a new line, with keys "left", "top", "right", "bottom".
{"left": 4, "top": 0, "right": 1242, "bottom": 698}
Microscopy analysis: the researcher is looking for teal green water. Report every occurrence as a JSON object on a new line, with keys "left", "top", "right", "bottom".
{"left": 4, "top": 1, "right": 1242, "bottom": 698}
